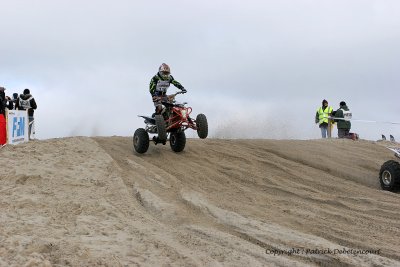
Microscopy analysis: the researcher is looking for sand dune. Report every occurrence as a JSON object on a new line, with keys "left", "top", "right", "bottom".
{"left": 0, "top": 137, "right": 400, "bottom": 266}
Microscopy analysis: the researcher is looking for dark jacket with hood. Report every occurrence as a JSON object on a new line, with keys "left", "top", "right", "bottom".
{"left": 16, "top": 93, "right": 37, "bottom": 117}
{"left": 334, "top": 104, "right": 351, "bottom": 130}
{"left": 0, "top": 90, "right": 14, "bottom": 116}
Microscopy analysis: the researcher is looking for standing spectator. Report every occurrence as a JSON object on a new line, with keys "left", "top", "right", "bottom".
{"left": 16, "top": 88, "right": 37, "bottom": 139}
{"left": 334, "top": 101, "right": 351, "bottom": 138}
{"left": 315, "top": 99, "right": 333, "bottom": 138}
{"left": 0, "top": 86, "right": 13, "bottom": 116}
{"left": 0, "top": 86, "right": 13, "bottom": 145}
{"left": 11, "top": 93, "right": 19, "bottom": 109}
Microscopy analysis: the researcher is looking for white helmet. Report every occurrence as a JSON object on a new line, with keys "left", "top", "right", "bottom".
{"left": 159, "top": 63, "right": 171, "bottom": 79}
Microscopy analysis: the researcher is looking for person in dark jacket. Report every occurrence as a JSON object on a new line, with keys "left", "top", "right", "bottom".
{"left": 0, "top": 86, "right": 13, "bottom": 145}
{"left": 11, "top": 93, "right": 19, "bottom": 109}
{"left": 334, "top": 101, "right": 351, "bottom": 138}
{"left": 15, "top": 88, "right": 37, "bottom": 139}
{"left": 0, "top": 86, "right": 14, "bottom": 116}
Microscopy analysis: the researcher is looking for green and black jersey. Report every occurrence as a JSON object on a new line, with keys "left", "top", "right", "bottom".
{"left": 149, "top": 73, "right": 184, "bottom": 96}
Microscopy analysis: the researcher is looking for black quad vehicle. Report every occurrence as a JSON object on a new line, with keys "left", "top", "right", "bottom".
{"left": 379, "top": 147, "right": 400, "bottom": 191}
{"left": 133, "top": 92, "right": 208, "bottom": 154}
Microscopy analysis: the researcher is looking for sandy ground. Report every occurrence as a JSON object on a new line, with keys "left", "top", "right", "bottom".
{"left": 0, "top": 136, "right": 400, "bottom": 266}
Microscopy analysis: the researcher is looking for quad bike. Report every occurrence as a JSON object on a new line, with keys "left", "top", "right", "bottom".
{"left": 379, "top": 147, "right": 400, "bottom": 191}
{"left": 133, "top": 91, "right": 208, "bottom": 154}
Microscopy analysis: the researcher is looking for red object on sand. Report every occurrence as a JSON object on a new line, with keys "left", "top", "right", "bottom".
{"left": 0, "top": 114, "right": 6, "bottom": 145}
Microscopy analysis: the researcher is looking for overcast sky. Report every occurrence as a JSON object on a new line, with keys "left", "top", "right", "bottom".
{"left": 1, "top": 0, "right": 399, "bottom": 140}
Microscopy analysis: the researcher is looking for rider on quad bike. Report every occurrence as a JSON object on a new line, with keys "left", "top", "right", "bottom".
{"left": 133, "top": 63, "right": 208, "bottom": 154}
{"left": 150, "top": 63, "right": 187, "bottom": 116}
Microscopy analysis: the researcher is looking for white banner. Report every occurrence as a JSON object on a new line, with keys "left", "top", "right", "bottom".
{"left": 6, "top": 110, "right": 29, "bottom": 145}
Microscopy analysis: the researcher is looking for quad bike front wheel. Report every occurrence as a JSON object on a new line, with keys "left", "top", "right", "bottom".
{"left": 133, "top": 128, "right": 149, "bottom": 154}
{"left": 170, "top": 131, "right": 186, "bottom": 152}
{"left": 196, "top": 114, "right": 208, "bottom": 139}
{"left": 155, "top": 114, "right": 167, "bottom": 141}
{"left": 379, "top": 160, "right": 400, "bottom": 191}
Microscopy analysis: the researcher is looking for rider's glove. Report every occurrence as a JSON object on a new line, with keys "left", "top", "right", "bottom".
{"left": 181, "top": 88, "right": 187, "bottom": 93}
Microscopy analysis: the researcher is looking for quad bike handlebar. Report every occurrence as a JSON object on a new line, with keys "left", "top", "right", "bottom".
{"left": 152, "top": 91, "right": 186, "bottom": 103}
{"left": 166, "top": 91, "right": 184, "bottom": 101}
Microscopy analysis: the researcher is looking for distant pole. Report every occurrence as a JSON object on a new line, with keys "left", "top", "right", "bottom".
{"left": 328, "top": 119, "right": 332, "bottom": 138}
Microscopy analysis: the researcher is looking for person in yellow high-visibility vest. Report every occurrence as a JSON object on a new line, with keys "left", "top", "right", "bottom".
{"left": 315, "top": 99, "right": 333, "bottom": 138}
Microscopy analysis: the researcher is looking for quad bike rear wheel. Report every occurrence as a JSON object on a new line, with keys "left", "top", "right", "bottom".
{"left": 379, "top": 160, "right": 400, "bottom": 191}
{"left": 133, "top": 128, "right": 149, "bottom": 154}
{"left": 196, "top": 114, "right": 208, "bottom": 139}
{"left": 155, "top": 114, "right": 167, "bottom": 141}
{"left": 170, "top": 131, "right": 186, "bottom": 152}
